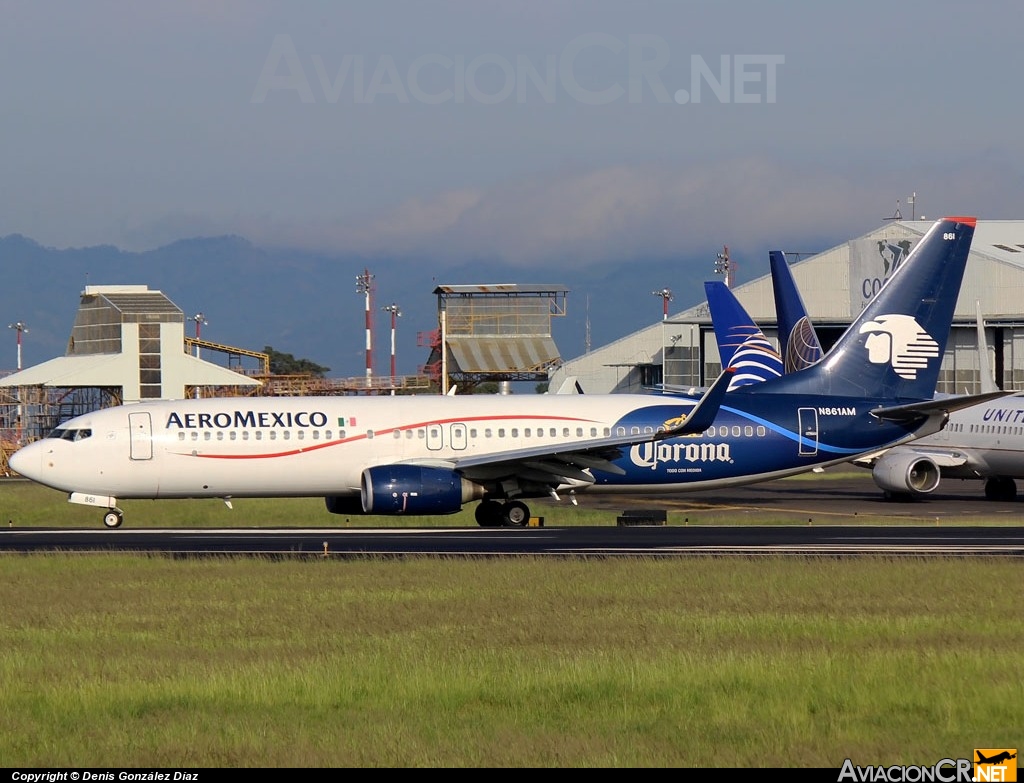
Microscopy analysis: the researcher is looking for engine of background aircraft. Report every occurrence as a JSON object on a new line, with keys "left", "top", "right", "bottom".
{"left": 871, "top": 451, "right": 941, "bottom": 497}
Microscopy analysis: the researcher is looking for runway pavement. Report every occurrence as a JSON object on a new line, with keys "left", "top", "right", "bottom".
{"left": 2, "top": 469, "right": 1023, "bottom": 557}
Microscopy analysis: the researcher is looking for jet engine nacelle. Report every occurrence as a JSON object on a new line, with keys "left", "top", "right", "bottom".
{"left": 360, "top": 465, "right": 486, "bottom": 515}
{"left": 871, "top": 451, "right": 941, "bottom": 497}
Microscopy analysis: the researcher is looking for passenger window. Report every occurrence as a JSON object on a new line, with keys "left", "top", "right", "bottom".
{"left": 756, "top": 426, "right": 766, "bottom": 437}
{"left": 216, "top": 432, "right": 224, "bottom": 441}
{"left": 744, "top": 426, "right": 753, "bottom": 437}
{"left": 485, "top": 428, "right": 492, "bottom": 437}
{"left": 256, "top": 432, "right": 263, "bottom": 440}
{"left": 511, "top": 428, "right": 518, "bottom": 437}
{"left": 498, "top": 428, "right": 506, "bottom": 438}
{"left": 178, "top": 432, "right": 185, "bottom": 441}
{"left": 731, "top": 426, "right": 741, "bottom": 437}
{"left": 524, "top": 428, "right": 531, "bottom": 437}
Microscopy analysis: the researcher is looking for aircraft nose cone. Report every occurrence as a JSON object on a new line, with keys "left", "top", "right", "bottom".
{"left": 8, "top": 443, "right": 37, "bottom": 479}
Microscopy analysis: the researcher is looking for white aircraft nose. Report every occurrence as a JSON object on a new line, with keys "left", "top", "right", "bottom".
{"left": 8, "top": 443, "right": 38, "bottom": 480}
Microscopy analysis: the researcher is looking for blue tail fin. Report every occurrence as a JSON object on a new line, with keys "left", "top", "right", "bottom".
{"left": 754, "top": 216, "right": 977, "bottom": 400}
{"left": 705, "top": 280, "right": 783, "bottom": 390}
{"left": 769, "top": 250, "right": 824, "bottom": 373}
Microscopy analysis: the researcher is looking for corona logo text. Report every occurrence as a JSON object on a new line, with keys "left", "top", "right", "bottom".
{"left": 630, "top": 440, "right": 733, "bottom": 469}
{"left": 859, "top": 313, "right": 939, "bottom": 379}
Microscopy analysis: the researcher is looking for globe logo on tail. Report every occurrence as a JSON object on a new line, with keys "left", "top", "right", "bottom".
{"left": 858, "top": 314, "right": 939, "bottom": 379}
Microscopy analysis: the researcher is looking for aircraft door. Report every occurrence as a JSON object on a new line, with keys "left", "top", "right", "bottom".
{"left": 450, "top": 423, "right": 467, "bottom": 450}
{"left": 797, "top": 407, "right": 818, "bottom": 456}
{"left": 129, "top": 412, "right": 154, "bottom": 461}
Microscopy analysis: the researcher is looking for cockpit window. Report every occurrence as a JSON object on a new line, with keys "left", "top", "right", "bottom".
{"left": 47, "top": 427, "right": 93, "bottom": 442}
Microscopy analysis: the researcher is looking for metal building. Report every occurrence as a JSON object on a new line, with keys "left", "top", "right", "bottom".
{"left": 420, "top": 284, "right": 568, "bottom": 393}
{"left": 0, "top": 285, "right": 261, "bottom": 460}
{"left": 549, "top": 219, "right": 1024, "bottom": 394}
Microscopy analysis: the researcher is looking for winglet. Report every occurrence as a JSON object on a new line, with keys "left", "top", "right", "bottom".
{"left": 944, "top": 216, "right": 977, "bottom": 227}
{"left": 658, "top": 367, "right": 734, "bottom": 438}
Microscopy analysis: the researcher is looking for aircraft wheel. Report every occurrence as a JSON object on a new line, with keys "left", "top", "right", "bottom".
{"left": 103, "top": 509, "right": 124, "bottom": 529}
{"left": 501, "top": 500, "right": 530, "bottom": 527}
{"left": 474, "top": 500, "right": 503, "bottom": 527}
{"left": 984, "top": 477, "right": 1016, "bottom": 501}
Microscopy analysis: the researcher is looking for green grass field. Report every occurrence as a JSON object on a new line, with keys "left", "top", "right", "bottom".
{"left": 1, "top": 478, "right": 1022, "bottom": 767}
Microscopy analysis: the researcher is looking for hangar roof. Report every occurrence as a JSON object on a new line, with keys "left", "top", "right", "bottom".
{"left": 903, "top": 219, "right": 1024, "bottom": 266}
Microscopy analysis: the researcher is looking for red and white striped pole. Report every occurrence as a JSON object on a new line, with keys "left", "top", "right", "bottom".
{"left": 382, "top": 303, "right": 401, "bottom": 382}
{"left": 356, "top": 270, "right": 375, "bottom": 387}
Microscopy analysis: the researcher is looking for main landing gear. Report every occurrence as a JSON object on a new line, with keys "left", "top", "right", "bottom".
{"left": 984, "top": 477, "right": 1017, "bottom": 501}
{"left": 474, "top": 498, "right": 531, "bottom": 527}
{"left": 103, "top": 509, "right": 124, "bottom": 529}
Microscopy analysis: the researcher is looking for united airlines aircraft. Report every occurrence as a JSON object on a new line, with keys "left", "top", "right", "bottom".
{"left": 10, "top": 217, "right": 1001, "bottom": 527}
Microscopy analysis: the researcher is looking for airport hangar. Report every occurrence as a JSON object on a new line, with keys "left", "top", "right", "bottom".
{"left": 548, "top": 219, "right": 1024, "bottom": 396}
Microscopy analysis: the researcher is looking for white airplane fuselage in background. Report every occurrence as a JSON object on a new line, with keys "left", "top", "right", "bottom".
{"left": 861, "top": 394, "right": 1024, "bottom": 499}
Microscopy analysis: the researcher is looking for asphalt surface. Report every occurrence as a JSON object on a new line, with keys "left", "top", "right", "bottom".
{"left": 2, "top": 469, "right": 1023, "bottom": 557}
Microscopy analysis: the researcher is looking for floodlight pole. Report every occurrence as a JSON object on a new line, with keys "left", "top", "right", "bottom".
{"left": 190, "top": 313, "right": 207, "bottom": 358}
{"left": 356, "top": 270, "right": 375, "bottom": 388}
{"left": 381, "top": 303, "right": 401, "bottom": 392}
{"left": 8, "top": 322, "right": 28, "bottom": 443}
{"left": 9, "top": 321, "right": 28, "bottom": 371}
{"left": 715, "top": 246, "right": 735, "bottom": 288}
{"left": 651, "top": 288, "right": 673, "bottom": 320}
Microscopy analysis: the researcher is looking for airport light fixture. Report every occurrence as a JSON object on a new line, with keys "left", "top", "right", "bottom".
{"left": 714, "top": 245, "right": 735, "bottom": 288}
{"left": 651, "top": 288, "right": 673, "bottom": 320}
{"left": 356, "top": 269, "right": 375, "bottom": 386}
{"left": 8, "top": 321, "right": 28, "bottom": 371}
{"left": 381, "top": 303, "right": 402, "bottom": 384}
{"left": 189, "top": 313, "right": 207, "bottom": 359}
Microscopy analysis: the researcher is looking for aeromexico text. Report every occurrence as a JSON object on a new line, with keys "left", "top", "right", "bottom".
{"left": 167, "top": 411, "right": 330, "bottom": 429}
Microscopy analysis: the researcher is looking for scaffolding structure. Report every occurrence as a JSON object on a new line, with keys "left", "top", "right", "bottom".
{"left": 420, "top": 284, "right": 568, "bottom": 393}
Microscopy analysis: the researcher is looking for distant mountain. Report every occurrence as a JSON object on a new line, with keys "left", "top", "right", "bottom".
{"left": 0, "top": 233, "right": 837, "bottom": 379}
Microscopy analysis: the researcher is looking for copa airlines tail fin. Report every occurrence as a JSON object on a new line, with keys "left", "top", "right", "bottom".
{"left": 704, "top": 280, "right": 783, "bottom": 389}
{"left": 748, "top": 216, "right": 978, "bottom": 400}
{"left": 770, "top": 250, "right": 823, "bottom": 373}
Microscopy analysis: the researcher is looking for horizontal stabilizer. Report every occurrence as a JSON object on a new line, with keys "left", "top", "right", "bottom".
{"left": 871, "top": 390, "right": 1011, "bottom": 423}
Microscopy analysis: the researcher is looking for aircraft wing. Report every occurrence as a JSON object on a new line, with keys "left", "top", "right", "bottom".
{"left": 851, "top": 446, "right": 970, "bottom": 469}
{"left": 395, "top": 368, "right": 735, "bottom": 488}
{"left": 870, "top": 390, "right": 1011, "bottom": 423}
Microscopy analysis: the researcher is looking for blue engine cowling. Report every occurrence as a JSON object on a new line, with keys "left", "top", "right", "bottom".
{"left": 361, "top": 465, "right": 485, "bottom": 514}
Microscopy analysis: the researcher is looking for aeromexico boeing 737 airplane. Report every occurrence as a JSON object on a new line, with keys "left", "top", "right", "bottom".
{"left": 10, "top": 217, "right": 1003, "bottom": 528}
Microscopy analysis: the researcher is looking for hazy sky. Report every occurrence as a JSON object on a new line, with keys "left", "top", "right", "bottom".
{"left": 2, "top": 0, "right": 1022, "bottom": 268}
